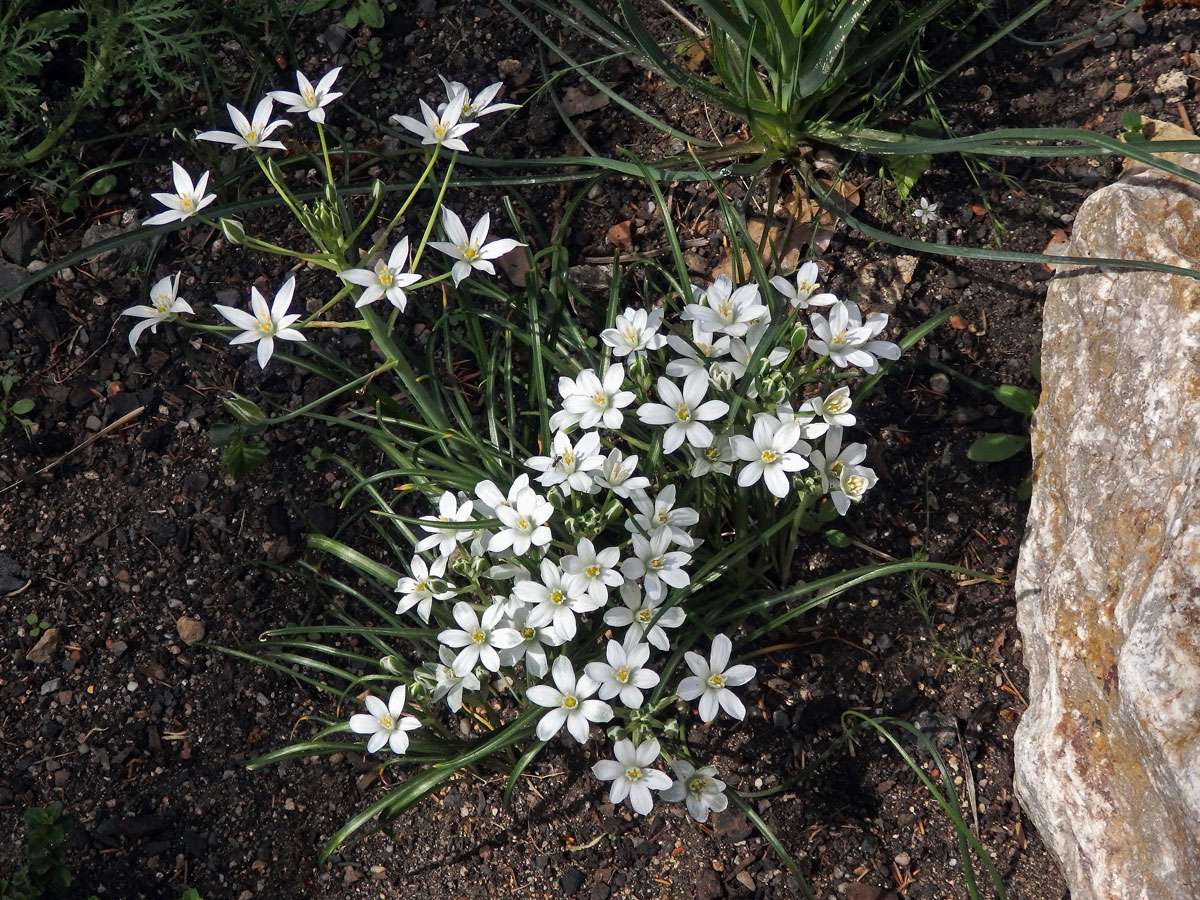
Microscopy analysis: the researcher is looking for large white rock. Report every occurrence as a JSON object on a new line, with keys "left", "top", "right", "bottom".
{"left": 1015, "top": 154, "right": 1200, "bottom": 899}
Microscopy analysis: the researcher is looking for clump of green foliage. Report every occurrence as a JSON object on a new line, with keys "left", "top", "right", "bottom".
{"left": 0, "top": 803, "right": 83, "bottom": 900}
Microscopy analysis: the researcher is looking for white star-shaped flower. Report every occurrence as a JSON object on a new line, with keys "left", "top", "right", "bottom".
{"left": 585, "top": 638, "right": 659, "bottom": 709}
{"left": 676, "top": 634, "right": 756, "bottom": 722}
{"left": 197, "top": 97, "right": 290, "bottom": 151}
{"left": 429, "top": 208, "right": 523, "bottom": 286}
{"left": 339, "top": 236, "right": 421, "bottom": 310}
{"left": 437, "top": 601, "right": 522, "bottom": 675}
{"left": 729, "top": 416, "right": 810, "bottom": 498}
{"left": 121, "top": 272, "right": 194, "bottom": 350}
{"left": 348, "top": 685, "right": 421, "bottom": 754}
{"left": 560, "top": 364, "right": 635, "bottom": 430}
{"left": 391, "top": 90, "right": 479, "bottom": 153}
{"left": 144, "top": 162, "right": 216, "bottom": 226}
{"left": 809, "top": 300, "right": 901, "bottom": 374}
{"left": 637, "top": 371, "right": 730, "bottom": 453}
{"left": 769, "top": 260, "right": 837, "bottom": 310}
{"left": 526, "top": 655, "right": 613, "bottom": 744}
{"left": 268, "top": 66, "right": 343, "bottom": 124}
{"left": 213, "top": 277, "right": 306, "bottom": 369}
{"left": 592, "top": 738, "right": 672, "bottom": 815}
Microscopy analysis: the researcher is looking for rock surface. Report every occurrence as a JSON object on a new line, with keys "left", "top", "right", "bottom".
{"left": 1015, "top": 154, "right": 1200, "bottom": 899}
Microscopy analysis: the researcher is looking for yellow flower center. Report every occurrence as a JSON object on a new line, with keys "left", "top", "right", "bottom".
{"left": 716, "top": 300, "right": 734, "bottom": 318}
{"left": 831, "top": 329, "right": 851, "bottom": 348}
{"left": 650, "top": 557, "right": 664, "bottom": 570}
{"left": 177, "top": 194, "right": 195, "bottom": 211}
{"left": 303, "top": 86, "right": 316, "bottom": 104}
{"left": 153, "top": 294, "right": 171, "bottom": 314}
{"left": 625, "top": 766, "right": 644, "bottom": 782}
{"left": 256, "top": 314, "right": 275, "bottom": 334}
{"left": 470, "top": 627, "right": 486, "bottom": 644}
{"left": 245, "top": 128, "right": 258, "bottom": 141}
{"left": 621, "top": 327, "right": 638, "bottom": 343}
{"left": 461, "top": 245, "right": 479, "bottom": 260}
{"left": 614, "top": 666, "right": 630, "bottom": 683}
{"left": 379, "top": 269, "right": 394, "bottom": 286}
{"left": 516, "top": 518, "right": 529, "bottom": 531}
{"left": 549, "top": 590, "right": 565, "bottom": 606}
{"left": 674, "top": 403, "right": 691, "bottom": 422}
{"left": 708, "top": 673, "right": 727, "bottom": 689}
{"left": 760, "top": 449, "right": 779, "bottom": 464}
{"left": 831, "top": 460, "right": 845, "bottom": 478}
{"left": 379, "top": 714, "right": 394, "bottom": 729}
{"left": 585, "top": 564, "right": 600, "bottom": 578}
{"left": 844, "top": 475, "right": 867, "bottom": 496}
{"left": 562, "top": 695, "right": 578, "bottom": 709}
{"left": 827, "top": 396, "right": 850, "bottom": 414}
{"left": 637, "top": 609, "right": 652, "bottom": 623}
{"left": 592, "top": 391, "right": 607, "bottom": 405}
{"left": 522, "top": 626, "right": 536, "bottom": 640}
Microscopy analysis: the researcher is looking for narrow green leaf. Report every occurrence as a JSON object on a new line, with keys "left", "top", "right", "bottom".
{"left": 993, "top": 384, "right": 1038, "bottom": 415}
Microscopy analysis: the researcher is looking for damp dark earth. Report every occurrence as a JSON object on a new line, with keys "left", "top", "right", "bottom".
{"left": 2, "top": 2, "right": 1198, "bottom": 899}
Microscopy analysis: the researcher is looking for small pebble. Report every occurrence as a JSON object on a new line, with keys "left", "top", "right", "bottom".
{"left": 1093, "top": 32, "right": 1116, "bottom": 49}
{"left": 127, "top": 681, "right": 138, "bottom": 692}
{"left": 930, "top": 373, "right": 951, "bottom": 394}
{"left": 894, "top": 851, "right": 911, "bottom": 867}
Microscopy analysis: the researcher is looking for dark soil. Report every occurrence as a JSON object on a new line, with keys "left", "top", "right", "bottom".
{"left": 3, "top": 1, "right": 1198, "bottom": 899}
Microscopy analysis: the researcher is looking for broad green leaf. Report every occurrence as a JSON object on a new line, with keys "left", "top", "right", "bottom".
{"left": 883, "top": 153, "right": 931, "bottom": 200}
{"left": 967, "top": 433, "right": 1029, "bottom": 463}
{"left": 993, "top": 384, "right": 1038, "bottom": 415}
{"left": 11, "top": 398, "right": 34, "bottom": 415}
{"left": 222, "top": 439, "right": 270, "bottom": 478}
{"left": 89, "top": 174, "right": 118, "bottom": 195}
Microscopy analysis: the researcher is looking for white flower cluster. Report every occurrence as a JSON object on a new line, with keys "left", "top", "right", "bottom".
{"left": 355, "top": 262, "right": 900, "bottom": 821}
{"left": 123, "top": 71, "right": 524, "bottom": 366}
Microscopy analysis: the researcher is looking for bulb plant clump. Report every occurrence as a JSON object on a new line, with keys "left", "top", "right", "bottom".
{"left": 117, "top": 64, "right": 905, "bottom": 854}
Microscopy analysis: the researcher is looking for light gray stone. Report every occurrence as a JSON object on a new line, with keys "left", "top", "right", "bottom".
{"left": 1015, "top": 154, "right": 1200, "bottom": 900}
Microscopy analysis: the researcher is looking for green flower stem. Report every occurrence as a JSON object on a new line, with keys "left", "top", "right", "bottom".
{"left": 262, "top": 360, "right": 398, "bottom": 427}
{"left": 355, "top": 304, "right": 450, "bottom": 432}
{"left": 316, "top": 122, "right": 336, "bottom": 192}
{"left": 408, "top": 152, "right": 457, "bottom": 271}
{"left": 363, "top": 149, "right": 444, "bottom": 265}
{"left": 195, "top": 217, "right": 335, "bottom": 268}
{"left": 303, "top": 283, "right": 357, "bottom": 325}
{"left": 253, "top": 154, "right": 330, "bottom": 256}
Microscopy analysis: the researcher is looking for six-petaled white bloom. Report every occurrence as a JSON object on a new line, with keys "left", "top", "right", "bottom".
{"left": 600, "top": 306, "right": 667, "bottom": 358}
{"left": 769, "top": 260, "right": 837, "bottom": 310}
{"left": 677, "top": 633, "right": 756, "bottom": 722}
{"left": 665, "top": 323, "right": 730, "bottom": 381}
{"left": 213, "top": 276, "right": 306, "bottom": 369}
{"left": 438, "top": 600, "right": 522, "bottom": 675}
{"left": 809, "top": 300, "right": 901, "bottom": 374}
{"left": 513, "top": 559, "right": 601, "bottom": 642}
{"left": 730, "top": 416, "right": 809, "bottom": 499}
{"left": 394, "top": 554, "right": 455, "bottom": 623}
{"left": 591, "top": 738, "right": 672, "bottom": 815}
{"left": 429, "top": 645, "right": 480, "bottom": 712}
{"left": 498, "top": 605, "right": 562, "bottom": 678}
{"left": 798, "top": 385, "right": 855, "bottom": 431}
{"left": 268, "top": 67, "right": 343, "bottom": 124}
{"left": 560, "top": 364, "right": 634, "bottom": 430}
{"left": 392, "top": 90, "right": 479, "bottom": 153}
{"left": 682, "top": 275, "right": 768, "bottom": 338}
{"left": 560, "top": 537, "right": 623, "bottom": 604}
{"left": 626, "top": 485, "right": 699, "bottom": 550}
{"left": 429, "top": 208, "right": 523, "bottom": 286}
{"left": 688, "top": 436, "right": 736, "bottom": 477}
{"left": 415, "top": 491, "right": 476, "bottom": 557}
{"left": 912, "top": 197, "right": 939, "bottom": 225}
{"left": 526, "top": 429, "right": 604, "bottom": 495}
{"left": 604, "top": 582, "right": 686, "bottom": 651}
{"left": 339, "top": 236, "right": 421, "bottom": 310}
{"left": 348, "top": 685, "right": 421, "bottom": 754}
{"left": 197, "top": 97, "right": 290, "bottom": 151}
{"left": 438, "top": 75, "right": 520, "bottom": 121}
{"left": 621, "top": 531, "right": 692, "bottom": 602}
{"left": 144, "top": 162, "right": 216, "bottom": 226}
{"left": 121, "top": 272, "right": 194, "bottom": 350}
{"left": 662, "top": 759, "right": 728, "bottom": 823}
{"left": 637, "top": 371, "right": 729, "bottom": 454}
{"left": 593, "top": 448, "right": 650, "bottom": 498}
{"left": 585, "top": 638, "right": 659, "bottom": 709}
{"left": 527, "top": 655, "right": 613, "bottom": 743}
{"left": 488, "top": 485, "right": 554, "bottom": 555}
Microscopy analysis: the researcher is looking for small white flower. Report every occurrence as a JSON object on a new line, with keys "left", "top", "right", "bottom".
{"left": 438, "top": 601, "right": 522, "bottom": 675}
{"left": 676, "top": 634, "right": 756, "bottom": 722}
{"left": 498, "top": 606, "right": 562, "bottom": 678}
{"left": 488, "top": 485, "right": 554, "bottom": 555}
{"left": 809, "top": 300, "right": 901, "bottom": 374}
{"left": 429, "top": 646, "right": 480, "bottom": 712}
{"left": 834, "top": 462, "right": 878, "bottom": 514}
{"left": 348, "top": 685, "right": 421, "bottom": 754}
{"left": 339, "top": 236, "right": 421, "bottom": 310}
{"left": 585, "top": 638, "right": 659, "bottom": 709}
{"left": 912, "top": 197, "right": 939, "bottom": 225}
{"left": 268, "top": 67, "right": 343, "bottom": 124}
{"left": 513, "top": 559, "right": 601, "bottom": 642}
{"left": 429, "top": 208, "right": 523, "bottom": 287}
{"left": 625, "top": 484, "right": 698, "bottom": 549}
{"left": 687, "top": 436, "right": 736, "bottom": 477}
{"left": 213, "top": 276, "right": 306, "bottom": 369}
{"left": 437, "top": 75, "right": 520, "bottom": 121}
{"left": 144, "top": 162, "right": 216, "bottom": 226}
{"left": 121, "top": 272, "right": 194, "bottom": 350}
{"left": 662, "top": 760, "right": 728, "bottom": 823}
{"left": 526, "top": 430, "right": 604, "bottom": 495}
{"left": 593, "top": 449, "right": 650, "bottom": 498}
{"left": 526, "top": 655, "right": 613, "bottom": 744}
{"left": 729, "top": 416, "right": 809, "bottom": 499}
{"left": 665, "top": 323, "right": 730, "bottom": 380}
{"left": 603, "top": 581, "right": 686, "bottom": 651}
{"left": 592, "top": 738, "right": 672, "bottom": 815}
{"left": 600, "top": 306, "right": 667, "bottom": 358}
{"left": 394, "top": 555, "right": 455, "bottom": 623}
{"left": 637, "top": 371, "right": 729, "bottom": 454}
{"left": 391, "top": 90, "right": 479, "bottom": 153}
{"left": 197, "top": 97, "right": 290, "bottom": 151}
{"left": 769, "top": 260, "right": 837, "bottom": 310}
{"left": 621, "top": 531, "right": 691, "bottom": 602}
{"left": 560, "top": 537, "right": 623, "bottom": 604}
{"left": 414, "top": 491, "right": 476, "bottom": 557}
{"left": 809, "top": 427, "right": 868, "bottom": 497}
{"left": 561, "top": 364, "right": 635, "bottom": 430}
{"left": 682, "top": 276, "right": 768, "bottom": 338}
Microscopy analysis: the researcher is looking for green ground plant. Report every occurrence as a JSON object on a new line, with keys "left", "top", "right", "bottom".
{"left": 0, "top": 803, "right": 93, "bottom": 900}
